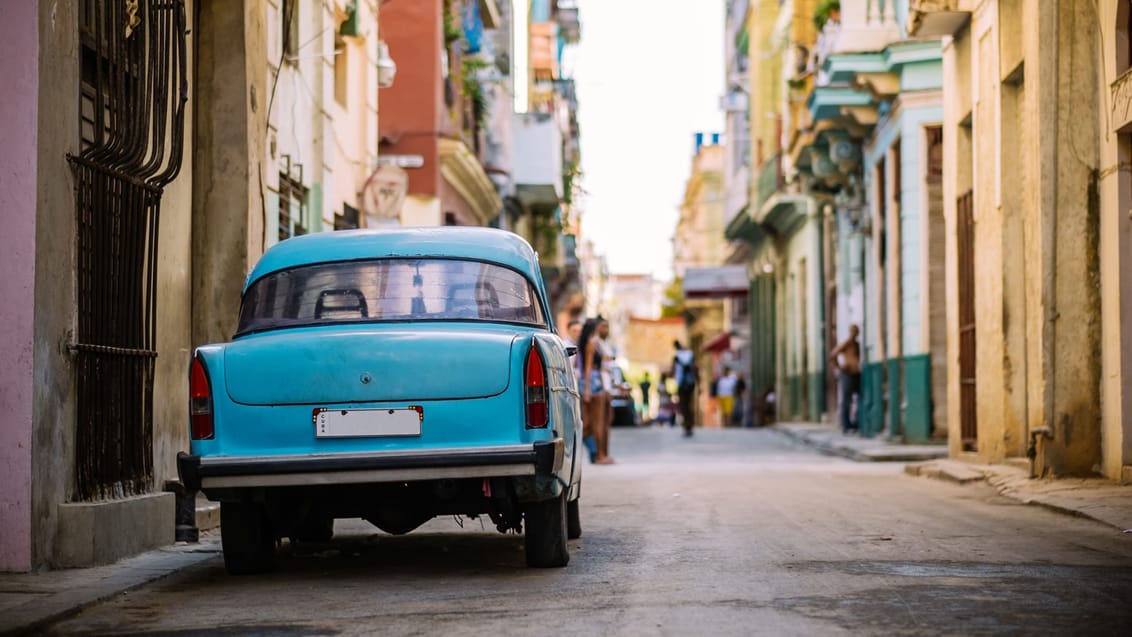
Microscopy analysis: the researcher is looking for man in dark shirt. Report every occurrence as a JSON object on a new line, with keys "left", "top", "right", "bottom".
{"left": 638, "top": 372, "right": 652, "bottom": 422}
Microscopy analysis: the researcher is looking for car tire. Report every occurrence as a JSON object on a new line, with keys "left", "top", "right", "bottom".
{"left": 221, "top": 502, "right": 276, "bottom": 575}
{"left": 524, "top": 492, "right": 569, "bottom": 568}
{"left": 567, "top": 497, "right": 582, "bottom": 539}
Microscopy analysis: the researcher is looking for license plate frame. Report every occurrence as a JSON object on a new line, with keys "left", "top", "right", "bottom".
{"left": 313, "top": 407, "right": 423, "bottom": 438}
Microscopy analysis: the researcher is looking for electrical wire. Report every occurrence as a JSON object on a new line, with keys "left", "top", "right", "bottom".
{"left": 262, "top": 0, "right": 297, "bottom": 250}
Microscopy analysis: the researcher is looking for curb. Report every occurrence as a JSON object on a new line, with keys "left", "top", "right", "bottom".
{"left": 772, "top": 424, "right": 948, "bottom": 463}
{"left": 0, "top": 546, "right": 218, "bottom": 637}
{"left": 779, "top": 424, "right": 1132, "bottom": 533}
{"left": 905, "top": 460, "right": 1132, "bottom": 534}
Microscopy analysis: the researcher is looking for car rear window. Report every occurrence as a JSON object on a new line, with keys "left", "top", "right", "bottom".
{"left": 237, "top": 258, "right": 547, "bottom": 335}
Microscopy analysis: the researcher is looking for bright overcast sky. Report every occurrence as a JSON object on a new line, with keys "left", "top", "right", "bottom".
{"left": 567, "top": 1, "right": 724, "bottom": 282}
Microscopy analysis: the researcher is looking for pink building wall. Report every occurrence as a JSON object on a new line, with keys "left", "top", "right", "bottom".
{"left": 0, "top": 0, "right": 38, "bottom": 572}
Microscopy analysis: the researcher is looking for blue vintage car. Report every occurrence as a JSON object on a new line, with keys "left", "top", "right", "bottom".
{"left": 178, "top": 227, "right": 583, "bottom": 573}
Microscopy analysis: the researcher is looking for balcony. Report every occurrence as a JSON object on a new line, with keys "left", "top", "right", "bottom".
{"left": 556, "top": 3, "right": 580, "bottom": 44}
{"left": 530, "top": 22, "right": 558, "bottom": 82}
{"left": 907, "top": 0, "right": 973, "bottom": 37}
{"left": 756, "top": 153, "right": 783, "bottom": 211}
{"left": 513, "top": 112, "right": 563, "bottom": 211}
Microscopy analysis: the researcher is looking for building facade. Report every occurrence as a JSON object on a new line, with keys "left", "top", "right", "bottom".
{"left": 909, "top": 0, "right": 1131, "bottom": 480}
{"left": 0, "top": 0, "right": 385, "bottom": 572}
{"left": 378, "top": 0, "right": 501, "bottom": 228}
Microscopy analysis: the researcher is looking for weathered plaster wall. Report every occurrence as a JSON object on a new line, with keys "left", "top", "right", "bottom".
{"left": 153, "top": 3, "right": 195, "bottom": 487}
{"left": 33, "top": 0, "right": 80, "bottom": 568}
{"left": 942, "top": 22, "right": 969, "bottom": 457}
{"left": 940, "top": 0, "right": 1103, "bottom": 474}
{"left": 998, "top": 3, "right": 1030, "bottom": 460}
{"left": 193, "top": 0, "right": 267, "bottom": 347}
{"left": 0, "top": 0, "right": 39, "bottom": 572}
{"left": 972, "top": 4, "right": 1009, "bottom": 463}
{"left": 28, "top": 0, "right": 196, "bottom": 567}
{"left": 776, "top": 217, "right": 824, "bottom": 415}
{"left": 1042, "top": 0, "right": 1101, "bottom": 476}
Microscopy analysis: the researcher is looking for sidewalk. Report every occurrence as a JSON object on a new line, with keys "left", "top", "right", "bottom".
{"left": 772, "top": 421, "right": 950, "bottom": 462}
{"left": 773, "top": 421, "right": 1132, "bottom": 534}
{"left": 0, "top": 497, "right": 222, "bottom": 637}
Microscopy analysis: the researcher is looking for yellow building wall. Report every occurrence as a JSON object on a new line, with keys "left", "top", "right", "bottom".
{"left": 940, "top": 0, "right": 1103, "bottom": 476}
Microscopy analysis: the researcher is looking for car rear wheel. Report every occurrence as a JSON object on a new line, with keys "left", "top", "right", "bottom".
{"left": 221, "top": 502, "right": 276, "bottom": 575}
{"left": 567, "top": 497, "right": 582, "bottom": 539}
{"left": 524, "top": 492, "right": 569, "bottom": 568}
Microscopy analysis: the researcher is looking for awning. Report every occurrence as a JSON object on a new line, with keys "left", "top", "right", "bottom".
{"left": 683, "top": 265, "right": 749, "bottom": 299}
{"left": 703, "top": 332, "right": 731, "bottom": 353}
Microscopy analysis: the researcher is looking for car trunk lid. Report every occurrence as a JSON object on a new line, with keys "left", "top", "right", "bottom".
{"left": 224, "top": 327, "right": 515, "bottom": 405}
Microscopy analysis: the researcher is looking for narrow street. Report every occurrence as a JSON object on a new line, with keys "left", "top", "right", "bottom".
{"left": 40, "top": 428, "right": 1132, "bottom": 636}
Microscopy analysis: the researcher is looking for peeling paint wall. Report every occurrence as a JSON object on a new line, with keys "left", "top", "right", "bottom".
{"left": 32, "top": 0, "right": 81, "bottom": 569}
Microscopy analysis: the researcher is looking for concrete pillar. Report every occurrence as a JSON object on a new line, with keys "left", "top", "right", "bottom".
{"left": 0, "top": 0, "right": 38, "bottom": 572}
{"left": 192, "top": 0, "right": 268, "bottom": 346}
{"left": 1038, "top": 1, "right": 1101, "bottom": 476}
{"left": 1100, "top": 0, "right": 1132, "bottom": 482}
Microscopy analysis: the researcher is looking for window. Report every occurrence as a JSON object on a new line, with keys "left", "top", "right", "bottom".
{"left": 1119, "top": 0, "right": 1132, "bottom": 75}
{"left": 334, "top": 33, "right": 348, "bottom": 106}
{"left": 237, "top": 258, "right": 547, "bottom": 334}
{"left": 335, "top": 203, "right": 359, "bottom": 230}
{"left": 926, "top": 126, "right": 943, "bottom": 182}
{"left": 278, "top": 173, "right": 308, "bottom": 241}
{"left": 282, "top": 0, "right": 299, "bottom": 62}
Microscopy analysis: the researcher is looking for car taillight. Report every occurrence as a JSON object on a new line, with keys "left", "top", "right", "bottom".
{"left": 189, "top": 356, "right": 214, "bottom": 440}
{"left": 525, "top": 343, "right": 548, "bottom": 429}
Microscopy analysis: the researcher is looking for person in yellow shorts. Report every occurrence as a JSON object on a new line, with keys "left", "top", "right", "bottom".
{"left": 715, "top": 367, "right": 738, "bottom": 427}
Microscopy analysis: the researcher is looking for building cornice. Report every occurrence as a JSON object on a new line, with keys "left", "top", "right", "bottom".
{"left": 438, "top": 137, "right": 503, "bottom": 226}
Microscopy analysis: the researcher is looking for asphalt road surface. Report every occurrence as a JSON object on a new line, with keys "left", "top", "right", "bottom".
{"left": 41, "top": 427, "right": 1132, "bottom": 636}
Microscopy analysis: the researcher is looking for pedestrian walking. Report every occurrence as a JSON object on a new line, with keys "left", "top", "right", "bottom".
{"left": 656, "top": 372, "right": 675, "bottom": 427}
{"left": 672, "top": 341, "right": 697, "bottom": 437}
{"left": 638, "top": 372, "right": 652, "bottom": 422}
{"left": 733, "top": 371, "right": 748, "bottom": 427}
{"left": 830, "top": 324, "right": 862, "bottom": 434}
{"left": 716, "top": 367, "right": 737, "bottom": 427}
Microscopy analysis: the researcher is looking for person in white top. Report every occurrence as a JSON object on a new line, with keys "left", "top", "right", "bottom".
{"left": 715, "top": 367, "right": 738, "bottom": 427}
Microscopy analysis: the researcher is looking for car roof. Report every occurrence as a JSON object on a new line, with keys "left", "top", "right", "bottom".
{"left": 245, "top": 227, "right": 542, "bottom": 291}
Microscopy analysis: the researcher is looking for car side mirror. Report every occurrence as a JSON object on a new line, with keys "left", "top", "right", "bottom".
{"left": 565, "top": 345, "right": 577, "bottom": 357}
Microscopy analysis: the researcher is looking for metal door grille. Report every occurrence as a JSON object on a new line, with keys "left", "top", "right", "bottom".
{"left": 956, "top": 189, "right": 977, "bottom": 446}
{"left": 69, "top": 0, "right": 188, "bottom": 500}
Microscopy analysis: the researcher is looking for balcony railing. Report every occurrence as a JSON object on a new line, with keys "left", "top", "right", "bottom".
{"left": 756, "top": 153, "right": 783, "bottom": 210}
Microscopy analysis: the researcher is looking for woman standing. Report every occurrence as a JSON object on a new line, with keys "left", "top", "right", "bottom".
{"left": 578, "top": 317, "right": 615, "bottom": 464}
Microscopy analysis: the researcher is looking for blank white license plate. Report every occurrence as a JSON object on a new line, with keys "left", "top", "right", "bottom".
{"left": 314, "top": 407, "right": 422, "bottom": 438}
